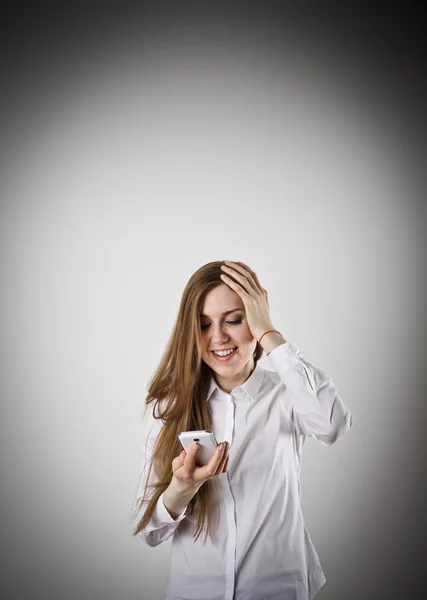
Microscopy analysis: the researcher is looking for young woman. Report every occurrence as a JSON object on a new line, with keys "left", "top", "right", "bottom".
{"left": 132, "top": 260, "right": 353, "bottom": 600}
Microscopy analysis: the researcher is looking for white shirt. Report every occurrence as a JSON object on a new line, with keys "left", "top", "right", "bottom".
{"left": 133, "top": 341, "right": 353, "bottom": 600}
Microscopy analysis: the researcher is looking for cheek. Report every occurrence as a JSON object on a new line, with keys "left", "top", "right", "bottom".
{"left": 200, "top": 335, "right": 210, "bottom": 353}
{"left": 239, "top": 326, "right": 254, "bottom": 343}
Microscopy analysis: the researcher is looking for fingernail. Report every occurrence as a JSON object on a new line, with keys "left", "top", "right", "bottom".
{"left": 192, "top": 443, "right": 199, "bottom": 451}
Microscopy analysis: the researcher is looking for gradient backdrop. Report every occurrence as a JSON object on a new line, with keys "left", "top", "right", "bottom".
{"left": 1, "top": 3, "right": 426, "bottom": 600}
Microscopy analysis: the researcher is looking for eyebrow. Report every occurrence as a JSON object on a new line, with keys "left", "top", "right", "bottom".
{"left": 200, "top": 308, "right": 244, "bottom": 318}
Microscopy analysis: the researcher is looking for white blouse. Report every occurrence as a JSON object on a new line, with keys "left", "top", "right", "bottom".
{"left": 133, "top": 341, "right": 353, "bottom": 600}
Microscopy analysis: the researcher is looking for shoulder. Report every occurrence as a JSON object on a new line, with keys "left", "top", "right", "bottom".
{"left": 259, "top": 364, "right": 283, "bottom": 391}
{"left": 262, "top": 364, "right": 279, "bottom": 379}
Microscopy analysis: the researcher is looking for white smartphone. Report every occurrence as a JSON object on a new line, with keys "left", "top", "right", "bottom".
{"left": 179, "top": 430, "right": 219, "bottom": 467}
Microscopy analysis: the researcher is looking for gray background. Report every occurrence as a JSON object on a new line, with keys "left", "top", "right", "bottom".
{"left": 1, "top": 3, "right": 426, "bottom": 599}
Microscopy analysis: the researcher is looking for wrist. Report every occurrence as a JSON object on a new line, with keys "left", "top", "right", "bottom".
{"left": 254, "top": 324, "right": 276, "bottom": 341}
{"left": 258, "top": 331, "right": 286, "bottom": 355}
{"left": 171, "top": 475, "right": 202, "bottom": 497}
{"left": 163, "top": 477, "right": 201, "bottom": 520}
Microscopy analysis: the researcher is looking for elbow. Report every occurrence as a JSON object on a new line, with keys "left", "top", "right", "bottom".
{"left": 136, "top": 520, "right": 179, "bottom": 547}
{"left": 133, "top": 517, "right": 163, "bottom": 548}
{"left": 138, "top": 530, "right": 162, "bottom": 548}
{"left": 317, "top": 411, "right": 353, "bottom": 446}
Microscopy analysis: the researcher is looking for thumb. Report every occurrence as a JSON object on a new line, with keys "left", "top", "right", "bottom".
{"left": 176, "top": 450, "right": 185, "bottom": 467}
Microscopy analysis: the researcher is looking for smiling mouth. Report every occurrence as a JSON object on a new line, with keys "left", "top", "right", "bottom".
{"left": 211, "top": 347, "right": 238, "bottom": 360}
{"left": 211, "top": 347, "right": 236, "bottom": 353}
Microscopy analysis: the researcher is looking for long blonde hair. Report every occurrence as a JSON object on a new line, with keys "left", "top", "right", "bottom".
{"left": 131, "top": 261, "right": 264, "bottom": 543}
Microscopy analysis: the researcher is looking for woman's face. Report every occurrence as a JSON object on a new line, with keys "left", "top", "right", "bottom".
{"left": 199, "top": 283, "right": 257, "bottom": 390}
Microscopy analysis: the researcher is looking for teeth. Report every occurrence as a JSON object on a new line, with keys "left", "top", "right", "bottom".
{"left": 214, "top": 348, "right": 236, "bottom": 356}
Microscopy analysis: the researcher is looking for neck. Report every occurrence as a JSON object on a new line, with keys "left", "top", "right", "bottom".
{"left": 214, "top": 359, "right": 256, "bottom": 394}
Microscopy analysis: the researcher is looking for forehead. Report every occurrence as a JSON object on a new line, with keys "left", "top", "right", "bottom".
{"left": 200, "top": 284, "right": 244, "bottom": 316}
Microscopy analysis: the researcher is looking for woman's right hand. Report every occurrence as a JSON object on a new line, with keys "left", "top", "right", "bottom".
{"left": 171, "top": 442, "right": 229, "bottom": 489}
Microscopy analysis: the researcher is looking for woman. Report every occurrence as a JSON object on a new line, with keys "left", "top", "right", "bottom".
{"left": 132, "top": 260, "right": 353, "bottom": 600}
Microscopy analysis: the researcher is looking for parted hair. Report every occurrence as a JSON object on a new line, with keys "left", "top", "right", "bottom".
{"left": 131, "top": 260, "right": 264, "bottom": 544}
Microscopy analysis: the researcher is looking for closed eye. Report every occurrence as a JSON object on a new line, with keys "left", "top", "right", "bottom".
{"left": 200, "top": 319, "right": 242, "bottom": 330}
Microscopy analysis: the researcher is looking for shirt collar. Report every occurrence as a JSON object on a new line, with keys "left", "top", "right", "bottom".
{"left": 206, "top": 360, "right": 265, "bottom": 403}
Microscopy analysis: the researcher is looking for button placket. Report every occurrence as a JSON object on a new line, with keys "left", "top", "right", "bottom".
{"left": 223, "top": 393, "right": 236, "bottom": 600}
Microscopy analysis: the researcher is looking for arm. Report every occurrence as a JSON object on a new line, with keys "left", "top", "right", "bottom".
{"left": 163, "top": 477, "right": 201, "bottom": 519}
{"left": 216, "top": 261, "right": 352, "bottom": 446}
{"left": 132, "top": 405, "right": 195, "bottom": 547}
{"left": 265, "top": 337, "right": 353, "bottom": 446}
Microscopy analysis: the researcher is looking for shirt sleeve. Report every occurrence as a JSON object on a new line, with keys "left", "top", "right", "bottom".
{"left": 132, "top": 403, "right": 188, "bottom": 547}
{"left": 267, "top": 341, "right": 353, "bottom": 446}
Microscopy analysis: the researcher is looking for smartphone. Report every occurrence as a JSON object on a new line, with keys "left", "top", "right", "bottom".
{"left": 179, "top": 430, "right": 219, "bottom": 467}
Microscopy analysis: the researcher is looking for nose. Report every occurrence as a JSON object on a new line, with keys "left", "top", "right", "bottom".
{"left": 211, "top": 322, "right": 230, "bottom": 345}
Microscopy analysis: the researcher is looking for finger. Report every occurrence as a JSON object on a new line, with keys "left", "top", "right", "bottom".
{"left": 201, "top": 442, "right": 226, "bottom": 477}
{"left": 175, "top": 449, "right": 185, "bottom": 463}
{"left": 236, "top": 261, "right": 265, "bottom": 294}
{"left": 219, "top": 445, "right": 230, "bottom": 473}
{"left": 219, "top": 447, "right": 229, "bottom": 474}
{"left": 213, "top": 442, "right": 229, "bottom": 476}
{"left": 219, "top": 272, "right": 251, "bottom": 300}
{"left": 222, "top": 454, "right": 230, "bottom": 472}
{"left": 183, "top": 443, "right": 201, "bottom": 472}
{"left": 239, "top": 263, "right": 269, "bottom": 304}
{"left": 172, "top": 450, "right": 186, "bottom": 474}
{"left": 221, "top": 262, "right": 258, "bottom": 294}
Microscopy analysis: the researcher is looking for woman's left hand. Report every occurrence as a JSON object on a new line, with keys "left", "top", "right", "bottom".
{"left": 220, "top": 260, "right": 275, "bottom": 341}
